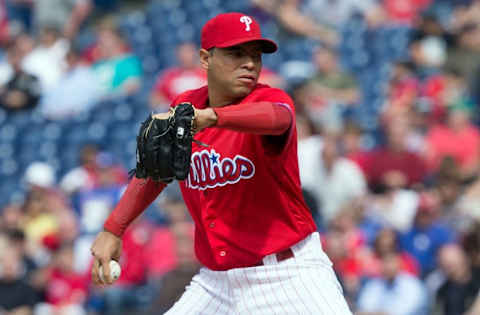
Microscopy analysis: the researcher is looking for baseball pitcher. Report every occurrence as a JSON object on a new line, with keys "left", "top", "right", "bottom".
{"left": 90, "top": 12, "right": 352, "bottom": 314}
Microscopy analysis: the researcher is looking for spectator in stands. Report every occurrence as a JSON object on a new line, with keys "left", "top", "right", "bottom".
{"left": 150, "top": 42, "right": 206, "bottom": 110}
{"left": 405, "top": 34, "right": 449, "bottom": 123}
{"left": 463, "top": 223, "right": 480, "bottom": 315}
{"left": 425, "top": 101, "right": 480, "bottom": 179}
{"left": 300, "top": 134, "right": 366, "bottom": 224}
{"left": 60, "top": 144, "right": 127, "bottom": 195}
{"left": 147, "top": 220, "right": 198, "bottom": 314}
{"left": 310, "top": 44, "right": 359, "bottom": 104}
{"left": 400, "top": 192, "right": 456, "bottom": 277}
{"left": 74, "top": 152, "right": 126, "bottom": 235}
{"left": 362, "top": 115, "right": 428, "bottom": 192}
{"left": 146, "top": 184, "right": 197, "bottom": 278}
{"left": 412, "top": 13, "right": 450, "bottom": 41}
{"left": 450, "top": 0, "right": 480, "bottom": 32}
{"left": 445, "top": 23, "right": 480, "bottom": 87}
{"left": 0, "top": 39, "right": 41, "bottom": 112}
{"left": 40, "top": 47, "right": 102, "bottom": 120}
{"left": 301, "top": 45, "right": 359, "bottom": 132}
{"left": 38, "top": 242, "right": 88, "bottom": 315}
{"left": 352, "top": 198, "right": 385, "bottom": 247}
{"left": 251, "top": 0, "right": 338, "bottom": 45}
{"left": 434, "top": 244, "right": 480, "bottom": 315}
{"left": 71, "top": 152, "right": 127, "bottom": 276}
{"left": 455, "top": 170, "right": 480, "bottom": 224}
{"left": 324, "top": 209, "right": 368, "bottom": 300}
{"left": 4, "top": 228, "right": 38, "bottom": 281}
{"left": 100, "top": 217, "right": 156, "bottom": 315}
{"left": 363, "top": 228, "right": 420, "bottom": 277}
{"left": 296, "top": 114, "right": 324, "bottom": 224}
{"left": 381, "top": 0, "right": 433, "bottom": 26}
{"left": 0, "top": 243, "right": 38, "bottom": 315}
{"left": 356, "top": 252, "right": 428, "bottom": 315}
{"left": 144, "top": 184, "right": 198, "bottom": 314}
{"left": 92, "top": 21, "right": 142, "bottom": 96}
{"left": 341, "top": 122, "right": 370, "bottom": 169}
{"left": 0, "top": 203, "right": 23, "bottom": 231}
{"left": 365, "top": 187, "right": 419, "bottom": 232}
{"left": 258, "top": 67, "right": 286, "bottom": 89}
{"left": 5, "top": 0, "right": 33, "bottom": 33}
{"left": 0, "top": 32, "right": 35, "bottom": 86}
{"left": 466, "top": 296, "right": 480, "bottom": 315}
{"left": 387, "top": 61, "right": 419, "bottom": 110}
{"left": 22, "top": 187, "right": 59, "bottom": 247}
{"left": 23, "top": 161, "right": 71, "bottom": 217}
{"left": 21, "top": 26, "right": 69, "bottom": 92}
{"left": 33, "top": 0, "right": 92, "bottom": 40}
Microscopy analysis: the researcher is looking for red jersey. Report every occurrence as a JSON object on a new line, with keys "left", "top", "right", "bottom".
{"left": 45, "top": 268, "right": 88, "bottom": 306}
{"left": 153, "top": 67, "right": 207, "bottom": 103}
{"left": 173, "top": 84, "right": 316, "bottom": 270}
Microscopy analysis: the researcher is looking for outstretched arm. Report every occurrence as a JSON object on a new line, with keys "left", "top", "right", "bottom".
{"left": 103, "top": 177, "right": 166, "bottom": 236}
{"left": 90, "top": 177, "right": 166, "bottom": 285}
{"left": 194, "top": 101, "right": 292, "bottom": 135}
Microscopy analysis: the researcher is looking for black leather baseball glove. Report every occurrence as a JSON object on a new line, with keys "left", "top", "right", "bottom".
{"left": 132, "top": 102, "right": 196, "bottom": 183}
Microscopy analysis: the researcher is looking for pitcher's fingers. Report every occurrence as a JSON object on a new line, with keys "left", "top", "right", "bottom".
{"left": 91, "top": 259, "right": 103, "bottom": 285}
{"left": 100, "top": 257, "right": 113, "bottom": 284}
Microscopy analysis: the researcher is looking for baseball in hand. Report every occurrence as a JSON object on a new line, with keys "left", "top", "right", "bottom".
{"left": 99, "top": 260, "right": 121, "bottom": 283}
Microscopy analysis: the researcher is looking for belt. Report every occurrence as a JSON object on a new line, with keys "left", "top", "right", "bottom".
{"left": 254, "top": 247, "right": 294, "bottom": 266}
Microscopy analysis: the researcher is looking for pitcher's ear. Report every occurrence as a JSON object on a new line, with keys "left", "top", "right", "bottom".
{"left": 199, "top": 48, "right": 212, "bottom": 70}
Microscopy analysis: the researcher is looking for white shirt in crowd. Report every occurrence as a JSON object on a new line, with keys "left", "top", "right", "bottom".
{"left": 357, "top": 273, "right": 428, "bottom": 315}
{"left": 298, "top": 136, "right": 367, "bottom": 222}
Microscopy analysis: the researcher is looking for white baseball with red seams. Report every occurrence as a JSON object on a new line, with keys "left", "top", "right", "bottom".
{"left": 99, "top": 260, "right": 121, "bottom": 283}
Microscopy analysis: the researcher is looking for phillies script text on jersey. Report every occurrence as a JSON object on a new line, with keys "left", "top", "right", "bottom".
{"left": 187, "top": 149, "right": 255, "bottom": 190}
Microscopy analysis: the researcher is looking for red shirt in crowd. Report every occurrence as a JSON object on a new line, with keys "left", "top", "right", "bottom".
{"left": 361, "top": 251, "right": 419, "bottom": 277}
{"left": 115, "top": 222, "right": 153, "bottom": 286}
{"left": 360, "top": 149, "right": 428, "bottom": 188}
{"left": 383, "top": 0, "right": 432, "bottom": 25}
{"left": 146, "top": 223, "right": 195, "bottom": 276}
{"left": 45, "top": 269, "right": 88, "bottom": 306}
{"left": 152, "top": 67, "right": 207, "bottom": 103}
{"left": 426, "top": 124, "right": 480, "bottom": 171}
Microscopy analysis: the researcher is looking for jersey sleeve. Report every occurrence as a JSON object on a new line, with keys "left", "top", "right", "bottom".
{"left": 255, "top": 87, "right": 296, "bottom": 154}
{"left": 103, "top": 177, "right": 166, "bottom": 237}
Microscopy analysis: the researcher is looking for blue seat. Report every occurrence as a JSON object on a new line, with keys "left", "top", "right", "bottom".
{"left": 62, "top": 122, "right": 91, "bottom": 144}
{"left": 43, "top": 122, "right": 63, "bottom": 141}
{"left": 0, "top": 108, "right": 6, "bottom": 125}
{"left": 8, "top": 112, "right": 32, "bottom": 127}
{"left": 0, "top": 158, "right": 19, "bottom": 176}
{"left": 0, "top": 143, "right": 14, "bottom": 158}
{"left": 86, "top": 122, "right": 108, "bottom": 141}
{"left": 0, "top": 124, "right": 18, "bottom": 141}
{"left": 72, "top": 110, "right": 92, "bottom": 123}
{"left": 167, "top": 9, "right": 187, "bottom": 28}
{"left": 38, "top": 141, "right": 58, "bottom": 159}
{"left": 176, "top": 24, "right": 195, "bottom": 42}
{"left": 113, "top": 103, "right": 134, "bottom": 122}
{"left": 108, "top": 123, "right": 135, "bottom": 142}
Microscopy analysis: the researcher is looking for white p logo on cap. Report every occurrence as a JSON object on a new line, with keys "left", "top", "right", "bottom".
{"left": 240, "top": 16, "right": 252, "bottom": 31}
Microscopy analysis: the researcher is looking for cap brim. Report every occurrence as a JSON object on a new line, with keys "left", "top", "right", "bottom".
{"left": 216, "top": 37, "right": 278, "bottom": 54}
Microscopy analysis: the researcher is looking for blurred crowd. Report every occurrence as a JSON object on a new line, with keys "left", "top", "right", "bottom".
{"left": 1, "top": 0, "right": 480, "bottom": 314}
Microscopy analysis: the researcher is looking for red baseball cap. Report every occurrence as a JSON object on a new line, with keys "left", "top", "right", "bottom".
{"left": 201, "top": 12, "right": 278, "bottom": 54}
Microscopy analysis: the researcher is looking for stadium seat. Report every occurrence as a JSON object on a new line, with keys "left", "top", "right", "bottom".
{"left": 0, "top": 124, "right": 18, "bottom": 142}
{"left": 43, "top": 123, "right": 63, "bottom": 141}
{"left": 0, "top": 143, "right": 14, "bottom": 159}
